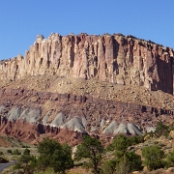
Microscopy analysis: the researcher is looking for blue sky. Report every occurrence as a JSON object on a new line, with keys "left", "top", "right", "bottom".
{"left": 0, "top": 0, "right": 174, "bottom": 60}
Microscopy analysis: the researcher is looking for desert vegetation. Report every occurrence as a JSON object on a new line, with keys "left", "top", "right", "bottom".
{"left": 2, "top": 122, "right": 174, "bottom": 174}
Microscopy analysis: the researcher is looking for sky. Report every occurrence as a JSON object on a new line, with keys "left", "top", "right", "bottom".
{"left": 0, "top": 0, "right": 174, "bottom": 60}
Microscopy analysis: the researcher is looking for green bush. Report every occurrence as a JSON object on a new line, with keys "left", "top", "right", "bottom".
{"left": 14, "top": 149, "right": 37, "bottom": 174}
{"left": 154, "top": 122, "right": 169, "bottom": 138}
{"left": 38, "top": 138, "right": 73, "bottom": 174}
{"left": 102, "top": 159, "right": 116, "bottom": 174}
{"left": 13, "top": 149, "right": 21, "bottom": 155}
{"left": 125, "top": 151, "right": 143, "bottom": 172}
{"left": 166, "top": 149, "right": 174, "bottom": 168}
{"left": 115, "top": 155, "right": 130, "bottom": 174}
{"left": 107, "top": 135, "right": 143, "bottom": 152}
{"left": 20, "top": 142, "right": 30, "bottom": 148}
{"left": 23, "top": 148, "right": 30, "bottom": 155}
{"left": 104, "top": 134, "right": 143, "bottom": 174}
{"left": 128, "top": 136, "right": 144, "bottom": 145}
{"left": 107, "top": 135, "right": 131, "bottom": 152}
{"left": 0, "top": 156, "right": 8, "bottom": 163}
{"left": 7, "top": 149, "right": 12, "bottom": 154}
{"left": 142, "top": 145, "right": 165, "bottom": 170}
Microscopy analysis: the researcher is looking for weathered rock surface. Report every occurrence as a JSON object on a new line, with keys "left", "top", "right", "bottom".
{"left": 0, "top": 33, "right": 174, "bottom": 94}
{"left": 0, "top": 33, "right": 174, "bottom": 145}
{"left": 0, "top": 86, "right": 173, "bottom": 144}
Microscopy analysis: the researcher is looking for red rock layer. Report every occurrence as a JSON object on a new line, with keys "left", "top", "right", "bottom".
{"left": 0, "top": 88, "right": 174, "bottom": 144}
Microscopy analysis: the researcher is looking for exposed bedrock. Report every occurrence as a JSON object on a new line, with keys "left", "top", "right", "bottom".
{"left": 0, "top": 33, "right": 174, "bottom": 94}
{"left": 1, "top": 33, "right": 174, "bottom": 144}
{"left": 0, "top": 88, "right": 174, "bottom": 144}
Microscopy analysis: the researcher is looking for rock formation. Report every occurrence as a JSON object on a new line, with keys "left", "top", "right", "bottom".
{"left": 0, "top": 33, "right": 174, "bottom": 94}
{"left": 0, "top": 33, "right": 174, "bottom": 145}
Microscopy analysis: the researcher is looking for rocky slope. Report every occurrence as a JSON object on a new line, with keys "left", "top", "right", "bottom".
{"left": 0, "top": 33, "right": 174, "bottom": 145}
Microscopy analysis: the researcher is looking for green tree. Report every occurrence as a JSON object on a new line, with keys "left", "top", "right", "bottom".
{"left": 38, "top": 138, "right": 73, "bottom": 174}
{"left": 142, "top": 145, "right": 165, "bottom": 171}
{"left": 107, "top": 134, "right": 131, "bottom": 152}
{"left": 14, "top": 148, "right": 37, "bottom": 174}
{"left": 107, "top": 135, "right": 143, "bottom": 152}
{"left": 116, "top": 155, "right": 129, "bottom": 174}
{"left": 23, "top": 148, "right": 30, "bottom": 155}
{"left": 13, "top": 149, "right": 21, "bottom": 155}
{"left": 154, "top": 122, "right": 169, "bottom": 138}
{"left": 166, "top": 149, "right": 174, "bottom": 168}
{"left": 75, "top": 136, "right": 104, "bottom": 174}
{"left": 7, "top": 149, "right": 12, "bottom": 154}
{"left": 105, "top": 135, "right": 142, "bottom": 174}
{"left": 125, "top": 151, "right": 143, "bottom": 172}
{"left": 102, "top": 159, "right": 116, "bottom": 174}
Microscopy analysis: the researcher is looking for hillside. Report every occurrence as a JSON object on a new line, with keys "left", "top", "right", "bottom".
{"left": 0, "top": 33, "right": 174, "bottom": 144}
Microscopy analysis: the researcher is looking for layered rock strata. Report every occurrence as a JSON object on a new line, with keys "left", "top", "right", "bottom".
{"left": 0, "top": 33, "right": 174, "bottom": 94}
{"left": 0, "top": 88, "right": 174, "bottom": 145}
{"left": 0, "top": 33, "right": 174, "bottom": 144}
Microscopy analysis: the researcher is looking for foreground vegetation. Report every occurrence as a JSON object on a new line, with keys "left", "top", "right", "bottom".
{"left": 2, "top": 122, "right": 174, "bottom": 174}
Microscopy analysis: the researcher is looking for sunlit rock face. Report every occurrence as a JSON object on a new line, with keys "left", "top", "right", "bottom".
{"left": 0, "top": 33, "right": 174, "bottom": 145}
{"left": 0, "top": 33, "right": 173, "bottom": 94}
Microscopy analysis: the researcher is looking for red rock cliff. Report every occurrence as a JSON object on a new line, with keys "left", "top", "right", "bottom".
{"left": 0, "top": 33, "right": 174, "bottom": 94}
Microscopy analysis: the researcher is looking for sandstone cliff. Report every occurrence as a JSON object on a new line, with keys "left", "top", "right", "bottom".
{"left": 0, "top": 33, "right": 174, "bottom": 94}
{"left": 0, "top": 33, "right": 174, "bottom": 145}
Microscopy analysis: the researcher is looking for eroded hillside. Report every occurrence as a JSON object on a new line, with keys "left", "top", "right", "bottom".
{"left": 0, "top": 33, "right": 174, "bottom": 144}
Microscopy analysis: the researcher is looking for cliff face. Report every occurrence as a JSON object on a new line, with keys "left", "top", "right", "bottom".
{"left": 0, "top": 33, "right": 174, "bottom": 145}
{"left": 0, "top": 33, "right": 174, "bottom": 94}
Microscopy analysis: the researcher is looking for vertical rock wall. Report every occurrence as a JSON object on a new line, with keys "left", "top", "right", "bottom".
{"left": 0, "top": 33, "right": 173, "bottom": 94}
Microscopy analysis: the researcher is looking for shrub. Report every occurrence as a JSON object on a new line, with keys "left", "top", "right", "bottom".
{"left": 38, "top": 138, "right": 73, "bottom": 173}
{"left": 125, "top": 151, "right": 143, "bottom": 172}
{"left": 166, "top": 149, "right": 174, "bottom": 168}
{"left": 107, "top": 135, "right": 143, "bottom": 152}
{"left": 14, "top": 149, "right": 37, "bottom": 174}
{"left": 107, "top": 135, "right": 131, "bottom": 152}
{"left": 7, "top": 149, "right": 12, "bottom": 154}
{"left": 21, "top": 144, "right": 30, "bottom": 148}
{"left": 13, "top": 149, "right": 21, "bottom": 155}
{"left": 102, "top": 159, "right": 116, "bottom": 174}
{"left": 0, "top": 156, "right": 8, "bottom": 163}
{"left": 23, "top": 148, "right": 30, "bottom": 155}
{"left": 142, "top": 145, "right": 165, "bottom": 170}
{"left": 104, "top": 134, "right": 143, "bottom": 174}
{"left": 154, "top": 122, "right": 169, "bottom": 138}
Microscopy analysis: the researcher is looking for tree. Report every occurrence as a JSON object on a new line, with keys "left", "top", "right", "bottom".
{"left": 107, "top": 134, "right": 143, "bottom": 152}
{"left": 166, "top": 149, "right": 174, "bottom": 168}
{"left": 105, "top": 135, "right": 142, "bottom": 174}
{"left": 111, "top": 151, "right": 142, "bottom": 174}
{"left": 116, "top": 155, "right": 129, "bottom": 174}
{"left": 102, "top": 159, "right": 116, "bottom": 174}
{"left": 12, "top": 149, "right": 21, "bottom": 155}
{"left": 38, "top": 138, "right": 73, "bottom": 174}
{"left": 75, "top": 135, "right": 104, "bottom": 174}
{"left": 154, "top": 122, "right": 169, "bottom": 138}
{"left": 125, "top": 151, "right": 143, "bottom": 172}
{"left": 142, "top": 145, "right": 165, "bottom": 170}
{"left": 14, "top": 148, "right": 37, "bottom": 174}
{"left": 107, "top": 134, "right": 130, "bottom": 152}
{"left": 50, "top": 144, "right": 74, "bottom": 173}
